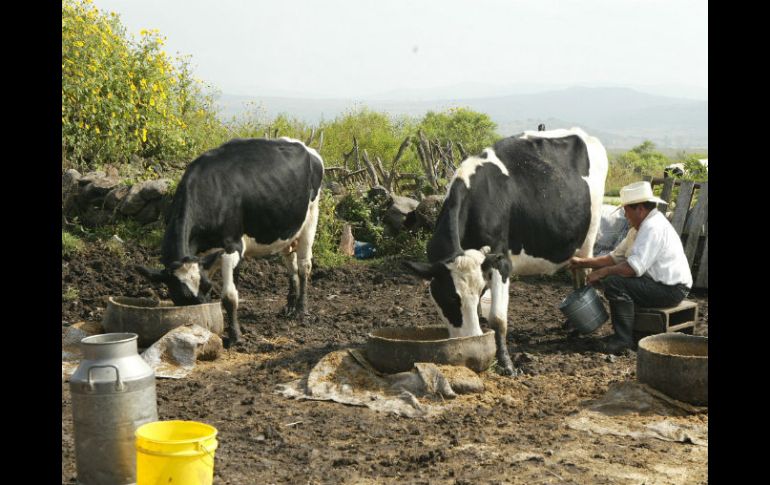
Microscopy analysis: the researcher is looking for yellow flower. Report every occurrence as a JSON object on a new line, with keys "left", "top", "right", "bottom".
{"left": 141, "top": 128, "right": 148, "bottom": 142}
{"left": 74, "top": 41, "right": 84, "bottom": 47}
{"left": 95, "top": 127, "right": 101, "bottom": 134}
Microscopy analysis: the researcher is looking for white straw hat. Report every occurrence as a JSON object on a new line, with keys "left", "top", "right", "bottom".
{"left": 619, "top": 181, "right": 667, "bottom": 206}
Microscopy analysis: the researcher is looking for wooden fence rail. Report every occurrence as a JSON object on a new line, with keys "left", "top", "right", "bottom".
{"left": 644, "top": 175, "right": 708, "bottom": 289}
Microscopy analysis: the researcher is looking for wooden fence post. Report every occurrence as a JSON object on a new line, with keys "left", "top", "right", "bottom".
{"left": 658, "top": 177, "right": 675, "bottom": 212}
{"left": 682, "top": 182, "right": 708, "bottom": 266}
{"left": 695, "top": 235, "right": 708, "bottom": 288}
{"left": 352, "top": 136, "right": 361, "bottom": 171}
{"left": 670, "top": 180, "right": 695, "bottom": 235}
{"left": 361, "top": 149, "right": 379, "bottom": 187}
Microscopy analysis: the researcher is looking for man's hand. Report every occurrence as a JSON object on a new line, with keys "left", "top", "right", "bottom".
{"left": 567, "top": 256, "right": 586, "bottom": 270}
{"left": 586, "top": 268, "right": 604, "bottom": 286}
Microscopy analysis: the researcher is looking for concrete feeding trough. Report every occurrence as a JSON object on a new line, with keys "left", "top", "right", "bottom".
{"left": 637, "top": 333, "right": 708, "bottom": 406}
{"left": 365, "top": 326, "right": 496, "bottom": 374}
{"left": 101, "top": 296, "right": 224, "bottom": 348}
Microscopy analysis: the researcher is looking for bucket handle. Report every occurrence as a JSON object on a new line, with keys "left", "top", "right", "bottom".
{"left": 86, "top": 364, "right": 125, "bottom": 392}
{"left": 197, "top": 441, "right": 216, "bottom": 462}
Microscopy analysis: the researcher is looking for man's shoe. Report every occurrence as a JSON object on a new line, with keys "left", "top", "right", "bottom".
{"left": 602, "top": 336, "right": 636, "bottom": 355}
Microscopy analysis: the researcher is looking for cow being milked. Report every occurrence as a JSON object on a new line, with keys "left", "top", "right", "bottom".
{"left": 137, "top": 137, "right": 324, "bottom": 346}
{"left": 404, "top": 127, "right": 608, "bottom": 376}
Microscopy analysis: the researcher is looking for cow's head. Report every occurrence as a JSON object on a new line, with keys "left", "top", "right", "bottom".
{"left": 136, "top": 256, "right": 213, "bottom": 306}
{"left": 403, "top": 247, "right": 496, "bottom": 336}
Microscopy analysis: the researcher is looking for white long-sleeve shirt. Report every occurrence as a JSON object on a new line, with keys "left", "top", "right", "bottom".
{"left": 609, "top": 209, "right": 693, "bottom": 288}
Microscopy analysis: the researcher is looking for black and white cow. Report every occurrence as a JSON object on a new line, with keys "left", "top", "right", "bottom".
{"left": 663, "top": 159, "right": 708, "bottom": 178}
{"left": 137, "top": 137, "right": 324, "bottom": 345}
{"left": 404, "top": 127, "right": 608, "bottom": 375}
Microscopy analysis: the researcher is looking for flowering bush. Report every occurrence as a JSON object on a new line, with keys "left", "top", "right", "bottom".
{"left": 62, "top": 0, "right": 226, "bottom": 171}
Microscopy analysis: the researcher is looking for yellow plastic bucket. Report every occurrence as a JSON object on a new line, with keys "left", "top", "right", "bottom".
{"left": 135, "top": 420, "right": 218, "bottom": 485}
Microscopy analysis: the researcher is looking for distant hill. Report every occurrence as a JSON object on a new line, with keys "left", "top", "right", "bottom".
{"left": 214, "top": 86, "right": 707, "bottom": 150}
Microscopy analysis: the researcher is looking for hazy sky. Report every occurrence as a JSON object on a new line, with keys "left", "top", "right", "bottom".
{"left": 88, "top": 0, "right": 708, "bottom": 100}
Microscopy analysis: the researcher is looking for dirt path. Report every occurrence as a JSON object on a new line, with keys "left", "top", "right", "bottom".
{"left": 62, "top": 243, "right": 708, "bottom": 484}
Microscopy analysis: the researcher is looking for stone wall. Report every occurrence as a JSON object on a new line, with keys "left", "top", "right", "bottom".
{"left": 62, "top": 168, "right": 173, "bottom": 227}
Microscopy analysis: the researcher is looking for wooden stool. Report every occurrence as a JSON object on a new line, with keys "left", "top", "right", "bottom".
{"left": 633, "top": 300, "right": 698, "bottom": 338}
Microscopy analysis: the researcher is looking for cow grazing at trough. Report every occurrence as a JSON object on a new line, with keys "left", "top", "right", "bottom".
{"left": 404, "top": 127, "right": 608, "bottom": 376}
{"left": 137, "top": 137, "right": 324, "bottom": 346}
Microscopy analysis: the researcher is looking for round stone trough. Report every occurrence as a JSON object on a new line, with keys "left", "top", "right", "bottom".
{"left": 101, "top": 296, "right": 224, "bottom": 348}
{"left": 365, "top": 326, "right": 496, "bottom": 374}
{"left": 637, "top": 333, "right": 708, "bottom": 406}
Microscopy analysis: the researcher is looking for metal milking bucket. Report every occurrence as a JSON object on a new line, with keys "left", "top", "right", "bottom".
{"left": 69, "top": 332, "right": 158, "bottom": 485}
{"left": 559, "top": 285, "right": 609, "bottom": 334}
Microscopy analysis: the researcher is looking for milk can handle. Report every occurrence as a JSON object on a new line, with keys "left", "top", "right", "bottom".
{"left": 86, "top": 364, "right": 125, "bottom": 392}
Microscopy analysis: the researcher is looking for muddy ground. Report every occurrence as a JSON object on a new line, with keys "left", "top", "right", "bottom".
{"left": 62, "top": 241, "right": 708, "bottom": 484}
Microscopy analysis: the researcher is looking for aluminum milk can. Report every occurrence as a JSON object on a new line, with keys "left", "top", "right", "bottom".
{"left": 70, "top": 333, "right": 158, "bottom": 485}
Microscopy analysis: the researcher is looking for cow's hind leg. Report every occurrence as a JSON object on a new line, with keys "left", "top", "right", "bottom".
{"left": 220, "top": 247, "right": 243, "bottom": 346}
{"left": 280, "top": 246, "right": 300, "bottom": 317}
{"left": 293, "top": 193, "right": 321, "bottom": 320}
{"left": 573, "top": 181, "right": 604, "bottom": 288}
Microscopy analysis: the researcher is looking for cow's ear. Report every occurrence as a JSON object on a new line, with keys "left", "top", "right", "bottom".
{"left": 135, "top": 265, "right": 169, "bottom": 284}
{"left": 402, "top": 260, "right": 439, "bottom": 280}
{"left": 200, "top": 250, "right": 224, "bottom": 271}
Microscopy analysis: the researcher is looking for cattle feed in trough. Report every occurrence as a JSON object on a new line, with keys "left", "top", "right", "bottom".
{"left": 404, "top": 127, "right": 608, "bottom": 376}
{"left": 137, "top": 137, "right": 324, "bottom": 346}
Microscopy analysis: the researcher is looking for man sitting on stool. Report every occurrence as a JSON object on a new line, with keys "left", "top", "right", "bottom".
{"left": 568, "top": 181, "right": 693, "bottom": 354}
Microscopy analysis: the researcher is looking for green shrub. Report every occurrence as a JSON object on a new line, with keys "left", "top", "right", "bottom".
{"left": 62, "top": 231, "right": 86, "bottom": 257}
{"left": 62, "top": 0, "right": 227, "bottom": 171}
{"left": 333, "top": 191, "right": 431, "bottom": 259}
{"left": 606, "top": 141, "right": 674, "bottom": 195}
{"left": 320, "top": 108, "right": 417, "bottom": 170}
{"left": 680, "top": 154, "right": 709, "bottom": 181}
{"left": 63, "top": 286, "right": 80, "bottom": 302}
{"left": 312, "top": 192, "right": 349, "bottom": 268}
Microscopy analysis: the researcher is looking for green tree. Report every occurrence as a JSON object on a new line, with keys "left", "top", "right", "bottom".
{"left": 416, "top": 107, "right": 499, "bottom": 156}
{"left": 614, "top": 140, "right": 670, "bottom": 177}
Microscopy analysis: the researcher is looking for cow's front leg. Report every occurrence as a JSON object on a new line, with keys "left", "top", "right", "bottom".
{"left": 220, "top": 250, "right": 242, "bottom": 346}
{"left": 485, "top": 264, "right": 521, "bottom": 376}
{"left": 292, "top": 194, "right": 320, "bottom": 321}
{"left": 280, "top": 249, "right": 300, "bottom": 317}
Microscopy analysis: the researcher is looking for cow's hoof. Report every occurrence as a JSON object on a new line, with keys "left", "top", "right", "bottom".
{"left": 496, "top": 355, "right": 516, "bottom": 376}
{"left": 224, "top": 333, "right": 243, "bottom": 349}
{"left": 498, "top": 365, "right": 524, "bottom": 377}
{"left": 279, "top": 305, "right": 297, "bottom": 318}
